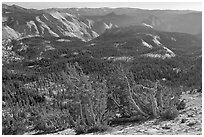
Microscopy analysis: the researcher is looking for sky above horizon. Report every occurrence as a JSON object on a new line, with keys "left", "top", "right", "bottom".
{"left": 3, "top": 2, "right": 202, "bottom": 11}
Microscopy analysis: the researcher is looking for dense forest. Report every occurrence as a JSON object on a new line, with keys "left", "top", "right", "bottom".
{"left": 2, "top": 28, "right": 201, "bottom": 134}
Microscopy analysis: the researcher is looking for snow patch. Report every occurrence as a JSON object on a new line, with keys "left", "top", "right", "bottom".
{"left": 40, "top": 52, "right": 43, "bottom": 56}
{"left": 143, "top": 53, "right": 167, "bottom": 59}
{"left": 86, "top": 43, "right": 95, "bottom": 46}
{"left": 36, "top": 16, "right": 59, "bottom": 37}
{"left": 49, "top": 12, "right": 83, "bottom": 39}
{"left": 143, "top": 48, "right": 175, "bottom": 59}
{"left": 173, "top": 68, "right": 181, "bottom": 73}
{"left": 91, "top": 30, "right": 99, "bottom": 38}
{"left": 152, "top": 35, "right": 162, "bottom": 46}
{"left": 104, "top": 22, "right": 113, "bottom": 29}
{"left": 43, "top": 14, "right": 49, "bottom": 20}
{"left": 65, "top": 13, "right": 75, "bottom": 17}
{"left": 44, "top": 45, "right": 55, "bottom": 51}
{"left": 60, "top": 54, "right": 67, "bottom": 57}
{"left": 57, "top": 39, "right": 71, "bottom": 42}
{"left": 5, "top": 11, "right": 11, "bottom": 14}
{"left": 27, "top": 66, "right": 35, "bottom": 68}
{"left": 171, "top": 37, "right": 176, "bottom": 41}
{"left": 50, "top": 12, "right": 77, "bottom": 32}
{"left": 143, "top": 46, "right": 175, "bottom": 59}
{"left": 50, "top": 12, "right": 67, "bottom": 20}
{"left": 26, "top": 20, "right": 39, "bottom": 34}
{"left": 103, "top": 56, "right": 134, "bottom": 62}
{"left": 142, "top": 40, "right": 153, "bottom": 48}
{"left": 142, "top": 23, "right": 153, "bottom": 28}
{"left": 163, "top": 47, "right": 176, "bottom": 57}
{"left": 86, "top": 19, "right": 94, "bottom": 28}
{"left": 146, "top": 34, "right": 162, "bottom": 46}
{"left": 72, "top": 52, "right": 79, "bottom": 55}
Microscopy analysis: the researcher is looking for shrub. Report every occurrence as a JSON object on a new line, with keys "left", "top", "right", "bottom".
{"left": 60, "top": 63, "right": 110, "bottom": 134}
{"left": 106, "top": 64, "right": 182, "bottom": 120}
{"left": 2, "top": 62, "right": 183, "bottom": 135}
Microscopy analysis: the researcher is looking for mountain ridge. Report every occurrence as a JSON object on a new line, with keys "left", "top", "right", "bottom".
{"left": 2, "top": 4, "right": 202, "bottom": 42}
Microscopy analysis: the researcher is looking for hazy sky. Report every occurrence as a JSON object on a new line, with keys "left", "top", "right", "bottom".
{"left": 3, "top": 2, "right": 202, "bottom": 11}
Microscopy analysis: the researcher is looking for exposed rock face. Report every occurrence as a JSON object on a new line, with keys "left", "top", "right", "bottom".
{"left": 2, "top": 4, "right": 99, "bottom": 41}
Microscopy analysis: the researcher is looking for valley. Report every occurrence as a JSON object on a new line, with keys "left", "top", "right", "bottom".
{"left": 2, "top": 3, "right": 202, "bottom": 135}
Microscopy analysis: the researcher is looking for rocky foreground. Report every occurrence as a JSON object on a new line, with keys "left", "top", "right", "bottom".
{"left": 48, "top": 92, "right": 202, "bottom": 135}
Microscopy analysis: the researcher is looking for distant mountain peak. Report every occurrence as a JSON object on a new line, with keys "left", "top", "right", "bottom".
{"left": 3, "top": 4, "right": 30, "bottom": 13}
{"left": 10, "top": 4, "right": 27, "bottom": 10}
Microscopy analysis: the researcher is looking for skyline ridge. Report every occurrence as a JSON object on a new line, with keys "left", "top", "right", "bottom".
{"left": 2, "top": 2, "right": 202, "bottom": 11}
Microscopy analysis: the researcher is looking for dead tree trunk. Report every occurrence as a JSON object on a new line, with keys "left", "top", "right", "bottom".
{"left": 124, "top": 74, "right": 149, "bottom": 117}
